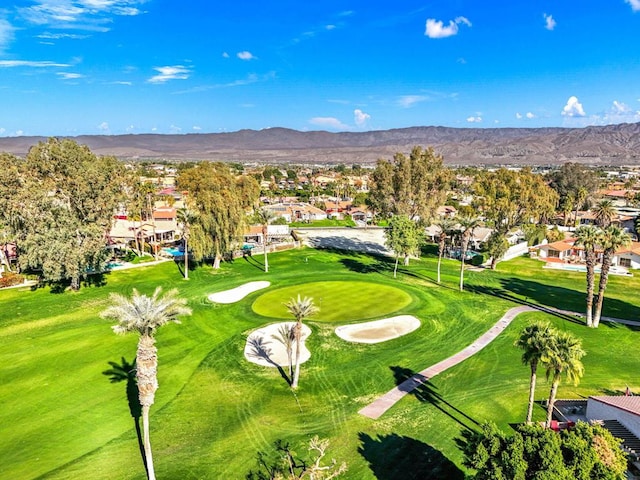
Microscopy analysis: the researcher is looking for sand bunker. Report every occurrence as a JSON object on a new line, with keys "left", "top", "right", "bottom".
{"left": 208, "top": 281, "right": 270, "bottom": 304}
{"left": 244, "top": 322, "right": 312, "bottom": 368}
{"left": 335, "top": 315, "right": 421, "bottom": 344}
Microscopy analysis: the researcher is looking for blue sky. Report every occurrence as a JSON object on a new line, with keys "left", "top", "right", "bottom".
{"left": 0, "top": 0, "right": 639, "bottom": 136}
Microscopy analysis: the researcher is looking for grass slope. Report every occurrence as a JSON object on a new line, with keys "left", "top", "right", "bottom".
{"left": 1, "top": 249, "right": 639, "bottom": 479}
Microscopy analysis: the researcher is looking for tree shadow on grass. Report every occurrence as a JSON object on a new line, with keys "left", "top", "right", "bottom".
{"left": 467, "top": 276, "right": 640, "bottom": 326}
{"left": 390, "top": 366, "right": 480, "bottom": 433}
{"left": 339, "top": 256, "right": 392, "bottom": 274}
{"left": 358, "top": 432, "right": 464, "bottom": 480}
{"left": 102, "top": 357, "right": 147, "bottom": 477}
{"left": 243, "top": 253, "right": 267, "bottom": 272}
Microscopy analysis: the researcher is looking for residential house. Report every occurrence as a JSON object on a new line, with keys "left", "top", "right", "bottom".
{"left": 264, "top": 202, "right": 327, "bottom": 223}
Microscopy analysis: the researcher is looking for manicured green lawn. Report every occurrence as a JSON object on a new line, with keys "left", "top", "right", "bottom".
{"left": 252, "top": 281, "right": 413, "bottom": 322}
{"left": 1, "top": 248, "right": 639, "bottom": 479}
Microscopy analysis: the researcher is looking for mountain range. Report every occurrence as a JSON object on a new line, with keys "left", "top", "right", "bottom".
{"left": 2, "top": 123, "right": 640, "bottom": 166}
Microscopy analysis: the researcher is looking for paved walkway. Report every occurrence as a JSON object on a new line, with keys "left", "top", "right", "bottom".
{"left": 358, "top": 305, "right": 536, "bottom": 419}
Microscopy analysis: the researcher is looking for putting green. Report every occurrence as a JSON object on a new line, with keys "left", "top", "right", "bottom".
{"left": 252, "top": 281, "right": 412, "bottom": 323}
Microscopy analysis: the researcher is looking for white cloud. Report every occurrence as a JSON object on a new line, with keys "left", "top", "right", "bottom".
{"left": 425, "top": 16, "right": 471, "bottom": 39}
{"left": 543, "top": 13, "right": 556, "bottom": 31}
{"left": 98, "top": 121, "right": 109, "bottom": 132}
{"left": 309, "top": 117, "right": 350, "bottom": 130}
{"left": 354, "top": 109, "right": 370, "bottom": 127}
{"left": 0, "top": 60, "right": 70, "bottom": 68}
{"left": 397, "top": 95, "right": 427, "bottom": 108}
{"left": 192, "top": 126, "right": 201, "bottom": 131}
{"left": 37, "top": 32, "right": 90, "bottom": 39}
{"left": 562, "top": 96, "right": 586, "bottom": 117}
{"left": 0, "top": 19, "right": 16, "bottom": 53}
{"left": 0, "top": 128, "right": 6, "bottom": 135}
{"left": 626, "top": 0, "right": 640, "bottom": 12}
{"left": 222, "top": 52, "right": 229, "bottom": 58}
{"left": 112, "top": 80, "right": 132, "bottom": 85}
{"left": 515, "top": 112, "right": 523, "bottom": 119}
{"left": 237, "top": 51, "right": 256, "bottom": 61}
{"left": 598, "top": 100, "right": 640, "bottom": 124}
{"left": 57, "top": 72, "right": 83, "bottom": 79}
{"left": 147, "top": 65, "right": 190, "bottom": 84}
{"left": 15, "top": 130, "right": 24, "bottom": 136}
{"left": 169, "top": 124, "right": 182, "bottom": 134}
{"left": 526, "top": 112, "right": 536, "bottom": 119}
{"left": 466, "top": 116, "right": 482, "bottom": 123}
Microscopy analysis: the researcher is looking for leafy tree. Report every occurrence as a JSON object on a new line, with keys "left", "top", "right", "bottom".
{"left": 178, "top": 162, "right": 259, "bottom": 268}
{"left": 574, "top": 225, "right": 602, "bottom": 327}
{"left": 546, "top": 226, "right": 565, "bottom": 243}
{"left": 2, "top": 139, "right": 126, "bottom": 290}
{"left": 514, "top": 322, "right": 555, "bottom": 423}
{"left": 474, "top": 168, "right": 558, "bottom": 256}
{"left": 256, "top": 208, "right": 276, "bottom": 273}
{"left": 548, "top": 163, "right": 600, "bottom": 225}
{"left": 285, "top": 295, "right": 319, "bottom": 389}
{"left": 462, "top": 422, "right": 626, "bottom": 480}
{"left": 458, "top": 216, "right": 481, "bottom": 291}
{"left": 592, "top": 226, "right": 631, "bottom": 328}
{"left": 369, "top": 146, "right": 450, "bottom": 222}
{"left": 176, "top": 207, "right": 197, "bottom": 280}
{"left": 541, "top": 332, "right": 585, "bottom": 428}
{"left": 434, "top": 216, "right": 456, "bottom": 283}
{"left": 485, "top": 230, "right": 510, "bottom": 270}
{"left": 384, "top": 215, "right": 424, "bottom": 278}
{"left": 102, "top": 287, "right": 192, "bottom": 480}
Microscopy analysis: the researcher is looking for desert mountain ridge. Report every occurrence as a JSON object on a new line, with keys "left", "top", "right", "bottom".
{"left": 1, "top": 123, "right": 639, "bottom": 166}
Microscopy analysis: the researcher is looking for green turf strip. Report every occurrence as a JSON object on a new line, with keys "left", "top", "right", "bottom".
{"left": 251, "top": 281, "right": 412, "bottom": 322}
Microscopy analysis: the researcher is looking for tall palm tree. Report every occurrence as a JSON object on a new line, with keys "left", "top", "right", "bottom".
{"left": 573, "top": 186, "right": 588, "bottom": 229}
{"left": 592, "top": 226, "right": 631, "bottom": 328}
{"left": 514, "top": 322, "right": 555, "bottom": 423}
{"left": 574, "top": 225, "right": 601, "bottom": 327}
{"left": 542, "top": 331, "right": 585, "bottom": 429}
{"left": 458, "top": 216, "right": 481, "bottom": 291}
{"left": 271, "top": 323, "right": 296, "bottom": 380}
{"left": 176, "top": 207, "right": 196, "bottom": 280}
{"left": 256, "top": 208, "right": 275, "bottom": 273}
{"left": 593, "top": 199, "right": 616, "bottom": 228}
{"left": 285, "top": 295, "right": 319, "bottom": 389}
{"left": 434, "top": 216, "right": 456, "bottom": 284}
{"left": 101, "top": 287, "right": 192, "bottom": 480}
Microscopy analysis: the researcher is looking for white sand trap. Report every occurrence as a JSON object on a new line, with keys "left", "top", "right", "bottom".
{"left": 208, "top": 281, "right": 270, "bottom": 304}
{"left": 335, "top": 315, "right": 420, "bottom": 344}
{"left": 244, "top": 322, "right": 312, "bottom": 368}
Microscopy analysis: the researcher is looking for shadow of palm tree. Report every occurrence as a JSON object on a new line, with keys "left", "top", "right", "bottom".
{"left": 247, "top": 335, "right": 291, "bottom": 385}
{"left": 102, "top": 357, "right": 147, "bottom": 476}
{"left": 358, "top": 432, "right": 464, "bottom": 479}
{"left": 390, "top": 366, "right": 479, "bottom": 432}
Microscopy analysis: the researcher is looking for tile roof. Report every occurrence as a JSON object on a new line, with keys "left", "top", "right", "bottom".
{"left": 590, "top": 395, "right": 640, "bottom": 416}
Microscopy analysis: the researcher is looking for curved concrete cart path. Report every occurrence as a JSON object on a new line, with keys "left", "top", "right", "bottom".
{"left": 359, "top": 305, "right": 536, "bottom": 419}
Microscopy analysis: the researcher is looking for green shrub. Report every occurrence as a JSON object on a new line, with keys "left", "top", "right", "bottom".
{"left": 471, "top": 253, "right": 485, "bottom": 266}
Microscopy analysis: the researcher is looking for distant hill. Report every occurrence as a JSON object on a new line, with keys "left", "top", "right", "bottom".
{"left": 2, "top": 123, "right": 640, "bottom": 165}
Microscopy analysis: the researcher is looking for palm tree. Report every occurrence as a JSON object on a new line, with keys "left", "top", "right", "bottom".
{"left": 458, "top": 216, "right": 481, "bottom": 291}
{"left": 542, "top": 331, "right": 585, "bottom": 429}
{"left": 271, "top": 323, "right": 296, "bottom": 380}
{"left": 285, "top": 295, "right": 319, "bottom": 389}
{"left": 574, "top": 225, "right": 601, "bottom": 327}
{"left": 573, "top": 186, "right": 588, "bottom": 229}
{"left": 593, "top": 199, "right": 616, "bottom": 228}
{"left": 176, "top": 207, "right": 196, "bottom": 280}
{"left": 592, "top": 226, "right": 631, "bottom": 328}
{"left": 514, "top": 322, "right": 555, "bottom": 423}
{"left": 434, "top": 216, "right": 456, "bottom": 284}
{"left": 101, "top": 287, "right": 192, "bottom": 480}
{"left": 256, "top": 208, "right": 276, "bottom": 273}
